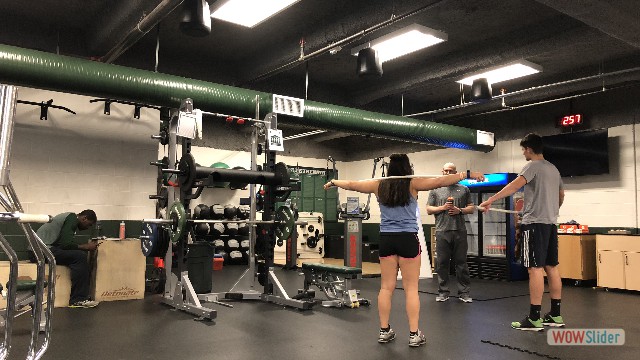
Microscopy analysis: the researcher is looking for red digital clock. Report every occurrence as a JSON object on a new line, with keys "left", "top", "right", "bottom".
{"left": 558, "top": 114, "right": 583, "bottom": 127}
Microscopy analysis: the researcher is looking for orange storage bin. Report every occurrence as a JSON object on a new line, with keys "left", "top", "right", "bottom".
{"left": 213, "top": 255, "right": 224, "bottom": 271}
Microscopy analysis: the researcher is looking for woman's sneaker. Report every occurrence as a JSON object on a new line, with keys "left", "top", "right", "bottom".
{"left": 511, "top": 316, "right": 543, "bottom": 331}
{"left": 69, "top": 299, "right": 100, "bottom": 308}
{"left": 378, "top": 328, "right": 396, "bottom": 343}
{"left": 542, "top": 313, "right": 565, "bottom": 327}
{"left": 408, "top": 330, "right": 426, "bottom": 347}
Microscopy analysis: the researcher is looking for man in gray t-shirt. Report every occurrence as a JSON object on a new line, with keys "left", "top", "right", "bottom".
{"left": 480, "top": 133, "right": 565, "bottom": 332}
{"left": 427, "top": 162, "right": 475, "bottom": 303}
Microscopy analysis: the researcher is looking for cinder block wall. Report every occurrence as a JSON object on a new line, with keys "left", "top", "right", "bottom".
{"left": 342, "top": 124, "right": 640, "bottom": 233}
{"left": 9, "top": 87, "right": 158, "bottom": 220}
{"left": 2, "top": 87, "right": 158, "bottom": 259}
{"left": 3, "top": 87, "right": 639, "bottom": 260}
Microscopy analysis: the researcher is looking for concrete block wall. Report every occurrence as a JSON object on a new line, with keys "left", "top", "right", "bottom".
{"left": 4, "top": 87, "right": 638, "bottom": 233}
{"left": 8, "top": 87, "right": 158, "bottom": 221}
{"left": 342, "top": 124, "right": 639, "bottom": 230}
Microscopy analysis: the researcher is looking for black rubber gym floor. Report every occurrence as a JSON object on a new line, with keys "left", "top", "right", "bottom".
{"left": 6, "top": 266, "right": 639, "bottom": 360}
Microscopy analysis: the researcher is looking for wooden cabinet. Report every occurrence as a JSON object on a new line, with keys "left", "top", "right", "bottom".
{"left": 597, "top": 250, "right": 625, "bottom": 289}
{"left": 596, "top": 235, "right": 640, "bottom": 290}
{"left": 624, "top": 251, "right": 640, "bottom": 291}
{"left": 557, "top": 235, "right": 596, "bottom": 280}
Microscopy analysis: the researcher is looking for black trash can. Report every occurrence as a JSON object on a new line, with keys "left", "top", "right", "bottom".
{"left": 188, "top": 242, "right": 214, "bottom": 294}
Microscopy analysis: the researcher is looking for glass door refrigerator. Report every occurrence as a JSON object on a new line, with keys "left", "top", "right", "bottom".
{"left": 460, "top": 173, "right": 527, "bottom": 281}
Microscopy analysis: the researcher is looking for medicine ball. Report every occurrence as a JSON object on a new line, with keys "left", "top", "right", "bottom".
{"left": 212, "top": 239, "right": 225, "bottom": 251}
{"left": 236, "top": 205, "right": 250, "bottom": 220}
{"left": 211, "top": 204, "right": 225, "bottom": 220}
{"left": 210, "top": 162, "right": 230, "bottom": 188}
{"left": 194, "top": 204, "right": 210, "bottom": 220}
{"left": 226, "top": 239, "right": 240, "bottom": 251}
{"left": 210, "top": 223, "right": 225, "bottom": 239}
{"left": 228, "top": 166, "right": 249, "bottom": 190}
{"left": 237, "top": 222, "right": 249, "bottom": 236}
{"left": 224, "top": 204, "right": 237, "bottom": 219}
{"left": 218, "top": 250, "right": 229, "bottom": 263}
{"left": 195, "top": 223, "right": 210, "bottom": 236}
{"left": 225, "top": 222, "right": 238, "bottom": 237}
{"left": 228, "top": 250, "right": 243, "bottom": 265}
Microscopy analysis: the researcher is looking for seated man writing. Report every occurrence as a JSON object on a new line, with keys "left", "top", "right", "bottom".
{"left": 36, "top": 210, "right": 99, "bottom": 308}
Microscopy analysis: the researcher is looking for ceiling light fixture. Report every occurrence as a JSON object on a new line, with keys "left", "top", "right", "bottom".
{"left": 457, "top": 60, "right": 542, "bottom": 86}
{"left": 351, "top": 24, "right": 447, "bottom": 63}
{"left": 180, "top": 0, "right": 212, "bottom": 37}
{"left": 283, "top": 130, "right": 327, "bottom": 141}
{"left": 210, "top": 0, "right": 301, "bottom": 28}
{"left": 357, "top": 47, "right": 383, "bottom": 77}
{"left": 469, "top": 78, "right": 492, "bottom": 102}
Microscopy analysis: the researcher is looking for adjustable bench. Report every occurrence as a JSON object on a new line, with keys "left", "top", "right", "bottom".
{"left": 299, "top": 263, "right": 369, "bottom": 308}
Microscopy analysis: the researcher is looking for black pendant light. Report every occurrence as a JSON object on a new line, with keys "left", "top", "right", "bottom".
{"left": 180, "top": 0, "right": 212, "bottom": 37}
{"left": 470, "top": 78, "right": 492, "bottom": 102}
{"left": 357, "top": 48, "right": 383, "bottom": 77}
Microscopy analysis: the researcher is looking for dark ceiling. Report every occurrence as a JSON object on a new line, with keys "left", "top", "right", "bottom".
{"left": 1, "top": 0, "right": 639, "bottom": 146}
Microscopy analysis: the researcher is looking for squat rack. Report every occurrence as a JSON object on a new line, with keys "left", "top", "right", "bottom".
{"left": 149, "top": 95, "right": 313, "bottom": 320}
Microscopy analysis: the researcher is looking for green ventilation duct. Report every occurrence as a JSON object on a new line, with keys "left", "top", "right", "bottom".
{"left": 0, "top": 45, "right": 494, "bottom": 151}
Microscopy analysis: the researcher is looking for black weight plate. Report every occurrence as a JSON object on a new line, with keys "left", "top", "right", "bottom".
{"left": 274, "top": 206, "right": 294, "bottom": 243}
{"left": 274, "top": 162, "right": 289, "bottom": 185}
{"left": 178, "top": 154, "right": 197, "bottom": 191}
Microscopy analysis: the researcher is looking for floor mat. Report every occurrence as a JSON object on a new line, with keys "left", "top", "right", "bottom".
{"left": 397, "top": 277, "right": 547, "bottom": 301}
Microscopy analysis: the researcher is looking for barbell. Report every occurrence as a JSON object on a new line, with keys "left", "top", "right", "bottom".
{"left": 0, "top": 212, "right": 52, "bottom": 223}
{"left": 163, "top": 154, "right": 290, "bottom": 191}
{"left": 141, "top": 202, "right": 301, "bottom": 254}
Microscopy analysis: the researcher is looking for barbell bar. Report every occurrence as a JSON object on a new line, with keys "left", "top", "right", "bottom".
{"left": 0, "top": 212, "right": 52, "bottom": 223}
{"left": 474, "top": 206, "right": 521, "bottom": 215}
{"left": 161, "top": 153, "right": 290, "bottom": 191}
{"left": 141, "top": 219, "right": 302, "bottom": 225}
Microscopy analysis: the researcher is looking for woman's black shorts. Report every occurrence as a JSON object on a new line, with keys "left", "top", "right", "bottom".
{"left": 379, "top": 232, "right": 421, "bottom": 259}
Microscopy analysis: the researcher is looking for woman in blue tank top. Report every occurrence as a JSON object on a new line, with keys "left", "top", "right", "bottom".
{"left": 325, "top": 154, "right": 484, "bottom": 346}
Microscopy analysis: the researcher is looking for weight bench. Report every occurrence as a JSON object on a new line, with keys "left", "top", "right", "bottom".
{"left": 0, "top": 279, "right": 47, "bottom": 332}
{"left": 299, "top": 263, "right": 369, "bottom": 308}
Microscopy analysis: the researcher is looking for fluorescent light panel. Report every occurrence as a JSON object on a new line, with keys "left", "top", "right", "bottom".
{"left": 457, "top": 61, "right": 542, "bottom": 86}
{"left": 283, "top": 130, "right": 327, "bottom": 141}
{"left": 211, "top": 0, "right": 301, "bottom": 28}
{"left": 351, "top": 24, "right": 447, "bottom": 63}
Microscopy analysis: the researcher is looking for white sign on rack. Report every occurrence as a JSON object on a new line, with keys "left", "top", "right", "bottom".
{"left": 176, "top": 111, "right": 198, "bottom": 139}
{"left": 268, "top": 129, "right": 285, "bottom": 151}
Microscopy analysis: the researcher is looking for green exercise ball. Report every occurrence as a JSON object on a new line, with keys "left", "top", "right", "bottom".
{"left": 210, "top": 162, "right": 230, "bottom": 188}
